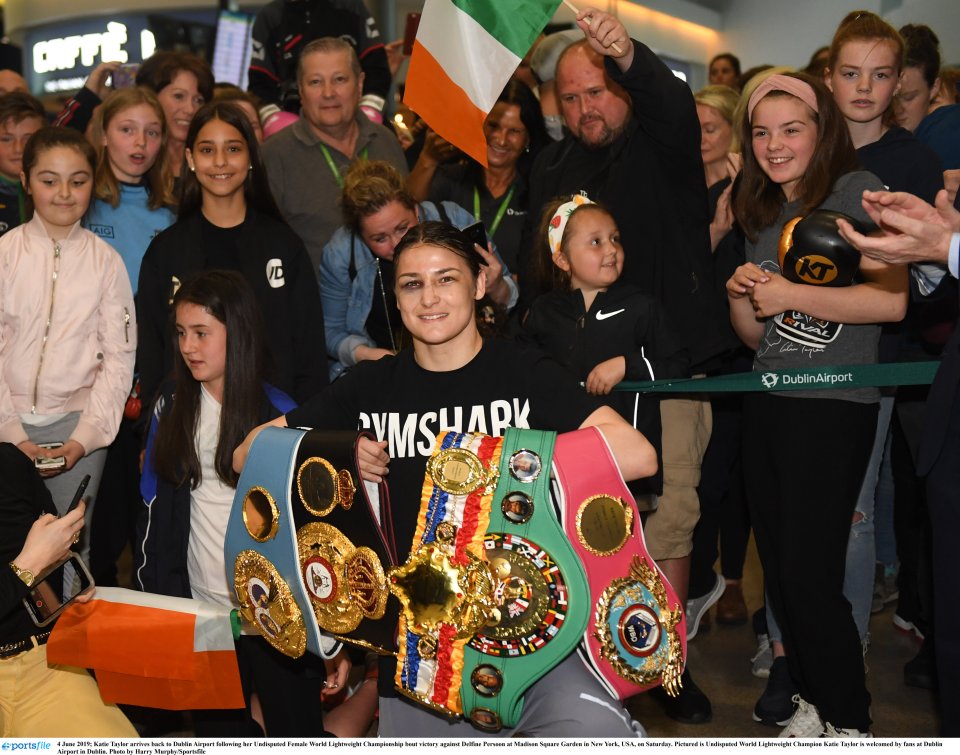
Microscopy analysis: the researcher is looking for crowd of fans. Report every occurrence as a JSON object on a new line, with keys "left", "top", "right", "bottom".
{"left": 2, "top": 0, "right": 960, "bottom": 741}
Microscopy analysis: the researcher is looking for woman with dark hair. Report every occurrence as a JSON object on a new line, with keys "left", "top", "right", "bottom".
{"left": 708, "top": 53, "right": 741, "bottom": 89}
{"left": 897, "top": 24, "right": 960, "bottom": 169}
{"left": 234, "top": 220, "right": 656, "bottom": 738}
{"left": 406, "top": 78, "right": 549, "bottom": 274}
{"left": 55, "top": 51, "right": 214, "bottom": 179}
{"left": 137, "top": 102, "right": 326, "bottom": 414}
{"left": 321, "top": 160, "right": 518, "bottom": 380}
{"left": 727, "top": 72, "right": 907, "bottom": 737}
{"left": 137, "top": 269, "right": 347, "bottom": 736}
{"left": 136, "top": 51, "right": 215, "bottom": 177}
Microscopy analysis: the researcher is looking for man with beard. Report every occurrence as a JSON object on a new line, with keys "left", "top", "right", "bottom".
{"left": 519, "top": 8, "right": 733, "bottom": 725}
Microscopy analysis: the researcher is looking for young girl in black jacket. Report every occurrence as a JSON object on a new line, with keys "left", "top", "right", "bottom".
{"left": 521, "top": 195, "right": 689, "bottom": 498}
{"left": 136, "top": 102, "right": 326, "bottom": 412}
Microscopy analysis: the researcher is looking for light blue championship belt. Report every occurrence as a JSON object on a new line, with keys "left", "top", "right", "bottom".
{"left": 389, "top": 428, "right": 589, "bottom": 732}
{"left": 224, "top": 427, "right": 398, "bottom": 659}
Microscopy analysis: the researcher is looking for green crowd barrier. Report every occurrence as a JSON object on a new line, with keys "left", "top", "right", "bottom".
{"left": 614, "top": 361, "right": 941, "bottom": 394}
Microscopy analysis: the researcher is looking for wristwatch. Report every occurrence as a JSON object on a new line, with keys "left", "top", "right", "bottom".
{"left": 9, "top": 561, "right": 35, "bottom": 587}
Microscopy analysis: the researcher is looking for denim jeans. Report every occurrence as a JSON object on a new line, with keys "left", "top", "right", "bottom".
{"left": 844, "top": 396, "right": 895, "bottom": 641}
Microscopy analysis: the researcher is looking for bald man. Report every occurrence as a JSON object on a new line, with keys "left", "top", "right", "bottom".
{"left": 0, "top": 70, "right": 28, "bottom": 96}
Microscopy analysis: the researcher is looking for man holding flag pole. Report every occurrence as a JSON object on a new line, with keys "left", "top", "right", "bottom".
{"left": 516, "top": 4, "right": 731, "bottom": 726}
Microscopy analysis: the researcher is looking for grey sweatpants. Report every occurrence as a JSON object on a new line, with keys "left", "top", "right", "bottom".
{"left": 25, "top": 412, "right": 107, "bottom": 565}
{"left": 378, "top": 654, "right": 645, "bottom": 738}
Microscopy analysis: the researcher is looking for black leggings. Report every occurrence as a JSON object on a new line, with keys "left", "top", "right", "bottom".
{"left": 742, "top": 393, "right": 877, "bottom": 731}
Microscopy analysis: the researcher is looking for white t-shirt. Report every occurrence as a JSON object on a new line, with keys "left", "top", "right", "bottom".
{"left": 187, "top": 385, "right": 237, "bottom": 608}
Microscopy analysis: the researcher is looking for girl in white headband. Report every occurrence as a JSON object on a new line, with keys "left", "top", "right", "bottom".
{"left": 522, "top": 193, "right": 689, "bottom": 504}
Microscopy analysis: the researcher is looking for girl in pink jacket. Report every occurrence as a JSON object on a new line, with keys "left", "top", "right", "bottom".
{"left": 0, "top": 127, "right": 135, "bottom": 562}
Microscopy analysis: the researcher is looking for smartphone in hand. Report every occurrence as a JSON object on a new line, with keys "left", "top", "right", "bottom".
{"left": 23, "top": 553, "right": 94, "bottom": 627}
{"left": 463, "top": 222, "right": 487, "bottom": 250}
{"left": 35, "top": 442, "right": 66, "bottom": 471}
{"left": 111, "top": 62, "right": 140, "bottom": 88}
{"left": 66, "top": 475, "right": 91, "bottom": 515}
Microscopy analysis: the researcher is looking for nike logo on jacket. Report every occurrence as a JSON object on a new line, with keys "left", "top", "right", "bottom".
{"left": 596, "top": 308, "right": 625, "bottom": 320}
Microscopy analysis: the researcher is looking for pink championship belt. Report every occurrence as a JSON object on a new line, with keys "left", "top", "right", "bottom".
{"left": 553, "top": 427, "right": 686, "bottom": 698}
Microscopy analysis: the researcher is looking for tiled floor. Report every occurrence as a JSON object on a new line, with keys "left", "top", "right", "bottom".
{"left": 625, "top": 542, "right": 939, "bottom": 738}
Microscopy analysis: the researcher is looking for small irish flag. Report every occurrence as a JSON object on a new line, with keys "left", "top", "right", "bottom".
{"left": 404, "top": 0, "right": 563, "bottom": 166}
{"left": 47, "top": 587, "right": 244, "bottom": 710}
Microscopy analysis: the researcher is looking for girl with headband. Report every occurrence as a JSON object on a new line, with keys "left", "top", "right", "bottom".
{"left": 522, "top": 194, "right": 688, "bottom": 506}
{"left": 726, "top": 72, "right": 908, "bottom": 738}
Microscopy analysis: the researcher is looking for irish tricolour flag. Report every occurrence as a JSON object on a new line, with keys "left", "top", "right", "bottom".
{"left": 47, "top": 587, "right": 244, "bottom": 710}
{"left": 405, "top": 0, "right": 563, "bottom": 166}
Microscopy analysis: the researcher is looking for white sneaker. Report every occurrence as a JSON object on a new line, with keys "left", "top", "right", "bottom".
{"left": 823, "top": 722, "right": 873, "bottom": 738}
{"left": 779, "top": 695, "right": 824, "bottom": 738}
{"left": 751, "top": 633, "right": 773, "bottom": 678}
{"left": 685, "top": 573, "right": 725, "bottom": 641}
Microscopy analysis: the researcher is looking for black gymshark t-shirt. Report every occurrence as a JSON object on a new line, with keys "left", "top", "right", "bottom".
{"left": 286, "top": 338, "right": 601, "bottom": 558}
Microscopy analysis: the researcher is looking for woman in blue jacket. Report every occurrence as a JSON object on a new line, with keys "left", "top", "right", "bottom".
{"left": 320, "top": 160, "right": 518, "bottom": 380}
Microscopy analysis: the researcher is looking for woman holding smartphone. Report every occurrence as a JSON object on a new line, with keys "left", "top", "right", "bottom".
{"left": 1, "top": 443, "right": 136, "bottom": 736}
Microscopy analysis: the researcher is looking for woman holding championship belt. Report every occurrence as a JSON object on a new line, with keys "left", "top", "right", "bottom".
{"left": 235, "top": 221, "right": 656, "bottom": 737}
{"left": 726, "top": 72, "right": 907, "bottom": 738}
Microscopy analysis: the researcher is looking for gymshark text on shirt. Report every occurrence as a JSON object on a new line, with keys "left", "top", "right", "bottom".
{"left": 358, "top": 400, "right": 532, "bottom": 458}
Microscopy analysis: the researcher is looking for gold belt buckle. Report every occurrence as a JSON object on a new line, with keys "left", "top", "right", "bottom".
{"left": 427, "top": 447, "right": 496, "bottom": 496}
{"left": 389, "top": 525, "right": 500, "bottom": 645}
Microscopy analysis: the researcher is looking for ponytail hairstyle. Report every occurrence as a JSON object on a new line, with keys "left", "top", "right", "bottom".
{"left": 93, "top": 86, "right": 176, "bottom": 210}
{"left": 21, "top": 127, "right": 97, "bottom": 219}
{"left": 152, "top": 270, "right": 265, "bottom": 489}
{"left": 828, "top": 11, "right": 905, "bottom": 74}
{"left": 826, "top": 11, "right": 904, "bottom": 128}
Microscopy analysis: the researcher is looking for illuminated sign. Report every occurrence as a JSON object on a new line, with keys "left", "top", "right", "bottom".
{"left": 24, "top": 11, "right": 210, "bottom": 96}
{"left": 33, "top": 22, "right": 131, "bottom": 73}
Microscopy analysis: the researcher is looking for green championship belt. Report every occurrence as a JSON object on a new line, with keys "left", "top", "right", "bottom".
{"left": 390, "top": 428, "right": 589, "bottom": 732}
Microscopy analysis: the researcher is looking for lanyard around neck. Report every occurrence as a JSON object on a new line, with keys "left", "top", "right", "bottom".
{"left": 473, "top": 184, "right": 515, "bottom": 238}
{"left": 319, "top": 142, "right": 370, "bottom": 188}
